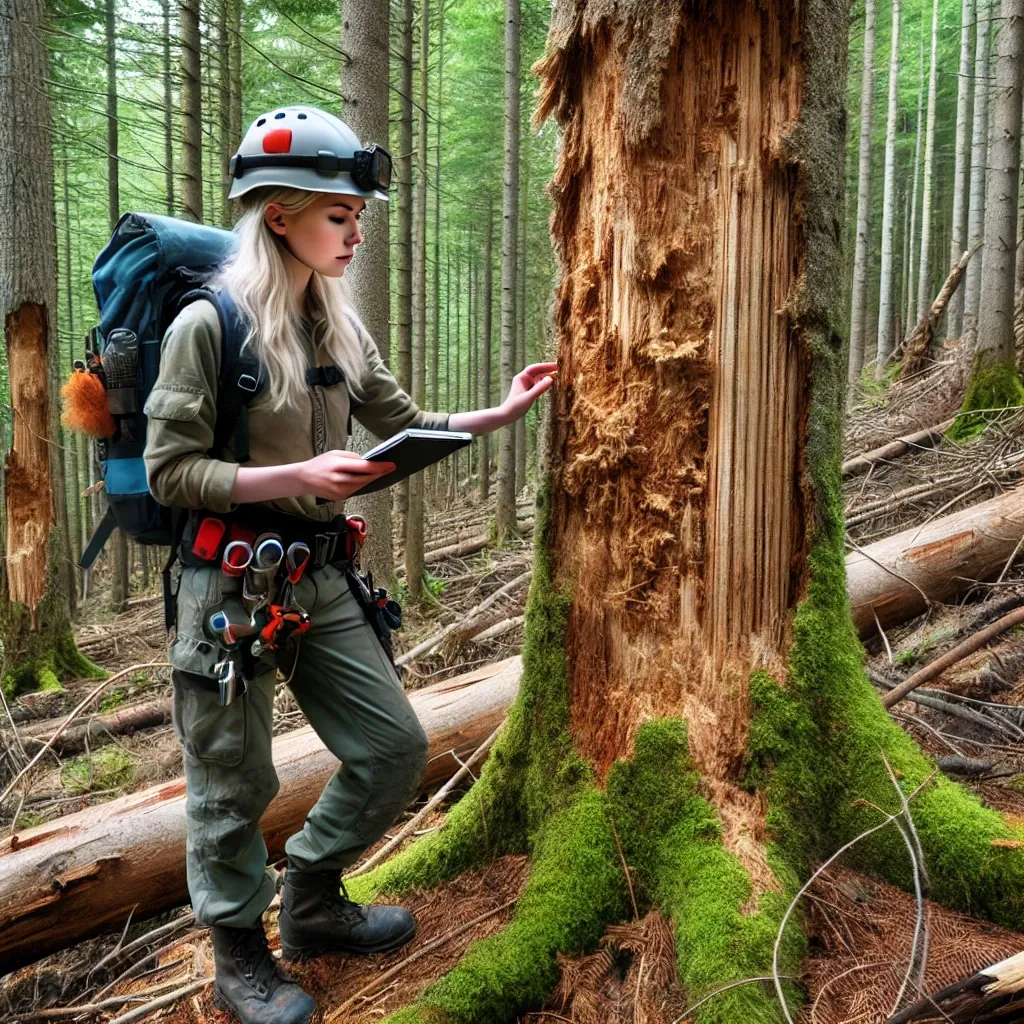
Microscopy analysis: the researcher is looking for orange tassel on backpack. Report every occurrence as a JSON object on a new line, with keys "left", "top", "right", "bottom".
{"left": 61, "top": 366, "right": 116, "bottom": 438}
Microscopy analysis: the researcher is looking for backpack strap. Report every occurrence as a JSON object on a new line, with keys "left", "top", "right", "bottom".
{"left": 177, "top": 287, "right": 264, "bottom": 463}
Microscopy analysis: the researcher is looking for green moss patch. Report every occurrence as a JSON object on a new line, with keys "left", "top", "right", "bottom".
{"left": 948, "top": 360, "right": 1024, "bottom": 442}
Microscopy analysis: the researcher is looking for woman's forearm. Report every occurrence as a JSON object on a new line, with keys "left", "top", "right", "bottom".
{"left": 230, "top": 462, "right": 309, "bottom": 504}
{"left": 448, "top": 407, "right": 513, "bottom": 435}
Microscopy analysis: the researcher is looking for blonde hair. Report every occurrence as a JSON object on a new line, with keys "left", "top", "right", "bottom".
{"left": 207, "top": 186, "right": 366, "bottom": 413}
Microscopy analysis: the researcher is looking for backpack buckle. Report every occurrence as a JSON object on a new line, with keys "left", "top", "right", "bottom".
{"left": 237, "top": 373, "right": 259, "bottom": 393}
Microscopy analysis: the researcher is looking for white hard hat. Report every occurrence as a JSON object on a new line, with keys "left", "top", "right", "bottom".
{"left": 228, "top": 105, "right": 391, "bottom": 202}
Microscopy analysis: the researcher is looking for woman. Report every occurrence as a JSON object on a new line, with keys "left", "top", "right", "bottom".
{"left": 143, "top": 104, "right": 556, "bottom": 1024}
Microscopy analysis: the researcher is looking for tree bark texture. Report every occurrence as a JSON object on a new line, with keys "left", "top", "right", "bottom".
{"left": 975, "top": 0, "right": 1024, "bottom": 371}
{"left": 964, "top": 0, "right": 994, "bottom": 340}
{"left": 847, "top": 0, "right": 876, "bottom": 386}
{"left": 340, "top": 0, "right": 397, "bottom": 589}
{"left": 497, "top": 0, "right": 521, "bottom": 542}
{"left": 179, "top": 0, "right": 203, "bottom": 223}
{"left": 875, "top": 0, "right": 902, "bottom": 374}
{"left": 947, "top": 0, "right": 976, "bottom": 341}
{"left": 396, "top": 0, "right": 414, "bottom": 520}
{"left": 916, "top": 0, "right": 941, "bottom": 324}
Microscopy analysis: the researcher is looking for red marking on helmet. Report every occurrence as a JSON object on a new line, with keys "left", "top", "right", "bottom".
{"left": 263, "top": 129, "right": 292, "bottom": 154}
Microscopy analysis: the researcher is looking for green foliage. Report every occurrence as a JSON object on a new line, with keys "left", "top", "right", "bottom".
{"left": 423, "top": 572, "right": 448, "bottom": 599}
{"left": 948, "top": 360, "right": 1024, "bottom": 442}
{"left": 98, "top": 687, "right": 128, "bottom": 712}
{"left": 61, "top": 747, "right": 135, "bottom": 795}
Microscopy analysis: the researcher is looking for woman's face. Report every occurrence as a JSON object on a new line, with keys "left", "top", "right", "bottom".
{"left": 264, "top": 192, "right": 366, "bottom": 277}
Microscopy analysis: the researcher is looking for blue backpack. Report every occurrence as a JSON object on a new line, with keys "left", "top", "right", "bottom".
{"left": 79, "top": 212, "right": 267, "bottom": 626}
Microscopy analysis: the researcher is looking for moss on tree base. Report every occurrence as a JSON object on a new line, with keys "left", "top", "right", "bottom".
{"left": 947, "top": 360, "right": 1024, "bottom": 442}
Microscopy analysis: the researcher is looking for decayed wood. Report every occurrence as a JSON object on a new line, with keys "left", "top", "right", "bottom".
{"left": 842, "top": 419, "right": 956, "bottom": 478}
{"left": 847, "top": 485, "right": 1024, "bottom": 632}
{"left": 900, "top": 241, "right": 981, "bottom": 375}
{"left": 0, "top": 657, "right": 522, "bottom": 974}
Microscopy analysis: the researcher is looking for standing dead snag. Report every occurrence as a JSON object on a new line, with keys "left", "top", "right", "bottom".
{"left": 342, "top": 3, "right": 1024, "bottom": 1023}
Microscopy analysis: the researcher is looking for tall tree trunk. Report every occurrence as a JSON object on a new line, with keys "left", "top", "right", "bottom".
{"left": 406, "top": 0, "right": 430, "bottom": 604}
{"left": 180, "top": 0, "right": 203, "bottom": 223}
{"left": 396, "top": 0, "right": 414, "bottom": 521}
{"left": 351, "top": 6, "right": 1024, "bottom": 1021}
{"left": 454, "top": 243, "right": 462, "bottom": 488}
{"left": 974, "top": 0, "right": 1024, "bottom": 379}
{"left": 218, "top": 0, "right": 231, "bottom": 227}
{"left": 480, "top": 198, "right": 494, "bottom": 502}
{"left": 497, "top": 0, "right": 520, "bottom": 542}
{"left": 899, "top": 37, "right": 924, "bottom": 369}
{"left": 0, "top": 0, "right": 103, "bottom": 693}
{"left": 916, "top": 0, "right": 940, "bottom": 323}
{"left": 964, "top": 0, "right": 994, "bottom": 343}
{"left": 340, "top": 0, "right": 397, "bottom": 590}
{"left": 875, "top": 0, "right": 902, "bottom": 374}
{"left": 229, "top": 0, "right": 242, "bottom": 152}
{"left": 60, "top": 148, "right": 80, "bottom": 612}
{"left": 948, "top": 0, "right": 976, "bottom": 342}
{"left": 107, "top": 0, "right": 129, "bottom": 615}
{"left": 162, "top": 0, "right": 175, "bottom": 215}
{"left": 848, "top": 0, "right": 877, "bottom": 386}
{"left": 516, "top": 139, "right": 528, "bottom": 493}
{"left": 429, "top": 9, "right": 444, "bottom": 500}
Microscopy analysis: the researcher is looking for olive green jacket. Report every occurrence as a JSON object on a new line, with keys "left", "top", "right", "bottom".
{"left": 143, "top": 298, "right": 449, "bottom": 522}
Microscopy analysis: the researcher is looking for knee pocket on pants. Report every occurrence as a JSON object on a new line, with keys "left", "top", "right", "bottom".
{"left": 174, "top": 675, "right": 249, "bottom": 768}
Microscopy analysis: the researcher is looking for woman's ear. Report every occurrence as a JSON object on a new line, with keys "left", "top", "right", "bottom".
{"left": 264, "top": 204, "right": 288, "bottom": 236}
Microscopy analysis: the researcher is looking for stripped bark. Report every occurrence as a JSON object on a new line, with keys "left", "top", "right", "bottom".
{"left": 0, "top": 659, "right": 523, "bottom": 973}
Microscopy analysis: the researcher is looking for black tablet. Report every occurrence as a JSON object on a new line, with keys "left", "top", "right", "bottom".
{"left": 352, "top": 428, "right": 474, "bottom": 495}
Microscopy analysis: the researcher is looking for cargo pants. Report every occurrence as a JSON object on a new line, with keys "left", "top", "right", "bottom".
{"left": 169, "top": 559, "right": 429, "bottom": 928}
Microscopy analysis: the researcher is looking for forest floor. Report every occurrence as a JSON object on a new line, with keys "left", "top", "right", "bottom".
{"left": 5, "top": 363, "right": 1024, "bottom": 1024}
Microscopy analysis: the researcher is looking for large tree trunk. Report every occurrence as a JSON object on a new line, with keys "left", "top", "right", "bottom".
{"left": 947, "top": 0, "right": 976, "bottom": 342}
{"left": 497, "top": 0, "right": 521, "bottom": 542}
{"left": 340, "top": 0, "right": 398, "bottom": 591}
{"left": 179, "top": 0, "right": 203, "bottom": 223}
{"left": 480, "top": 199, "right": 494, "bottom": 501}
{"left": 964, "top": 0, "right": 993, "bottom": 344}
{"left": 973, "top": 0, "right": 1024, "bottom": 381}
{"left": 406, "top": 0, "right": 430, "bottom": 603}
{"left": 898, "top": 40, "right": 925, "bottom": 373}
{"left": 162, "top": 0, "right": 175, "bottom": 215}
{"left": 516, "top": 142, "right": 529, "bottom": 493}
{"left": 847, "top": 0, "right": 876, "bottom": 387}
{"left": 0, "top": 661, "right": 522, "bottom": 974}
{"left": 874, "top": 0, "right": 902, "bottom": 377}
{"left": 0, "top": 0, "right": 101, "bottom": 695}
{"left": 396, "top": 0, "right": 414, "bottom": 522}
{"left": 342, "top": 4, "right": 1024, "bottom": 1023}
{"left": 916, "top": 0, "right": 940, "bottom": 324}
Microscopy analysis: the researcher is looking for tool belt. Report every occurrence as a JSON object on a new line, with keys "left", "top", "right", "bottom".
{"left": 180, "top": 505, "right": 355, "bottom": 570}
{"left": 172, "top": 504, "right": 403, "bottom": 702}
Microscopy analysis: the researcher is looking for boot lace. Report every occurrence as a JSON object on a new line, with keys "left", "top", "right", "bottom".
{"left": 230, "top": 927, "right": 286, "bottom": 999}
{"left": 324, "top": 880, "right": 367, "bottom": 926}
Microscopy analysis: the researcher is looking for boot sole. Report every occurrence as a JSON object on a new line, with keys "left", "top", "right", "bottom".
{"left": 281, "top": 920, "right": 417, "bottom": 961}
{"left": 212, "top": 984, "right": 315, "bottom": 1024}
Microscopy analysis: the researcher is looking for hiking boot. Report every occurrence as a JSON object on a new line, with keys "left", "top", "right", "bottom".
{"left": 279, "top": 865, "right": 417, "bottom": 960}
{"left": 211, "top": 923, "right": 315, "bottom": 1024}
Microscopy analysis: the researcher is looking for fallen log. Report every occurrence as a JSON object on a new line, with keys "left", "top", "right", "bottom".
{"left": 847, "top": 485, "right": 1024, "bottom": 633}
{"left": 842, "top": 419, "right": 956, "bottom": 478}
{"left": 899, "top": 241, "right": 981, "bottom": 375}
{"left": 0, "top": 657, "right": 522, "bottom": 976}
{"left": 18, "top": 699, "right": 172, "bottom": 758}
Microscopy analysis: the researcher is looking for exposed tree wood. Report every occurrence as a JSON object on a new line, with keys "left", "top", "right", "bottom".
{"left": 887, "top": 949, "right": 1024, "bottom": 1023}
{"left": 0, "top": 658, "right": 522, "bottom": 974}
{"left": 900, "top": 242, "right": 981, "bottom": 375}
{"left": 847, "top": 485, "right": 1024, "bottom": 632}
{"left": 841, "top": 419, "right": 956, "bottom": 478}
{"left": 882, "top": 605, "right": 1024, "bottom": 708}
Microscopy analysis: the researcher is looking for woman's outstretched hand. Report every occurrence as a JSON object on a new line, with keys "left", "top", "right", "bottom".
{"left": 500, "top": 362, "right": 559, "bottom": 421}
